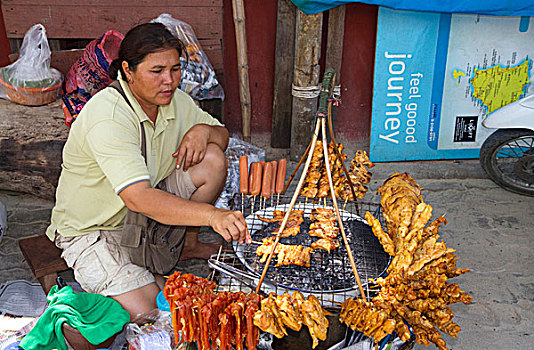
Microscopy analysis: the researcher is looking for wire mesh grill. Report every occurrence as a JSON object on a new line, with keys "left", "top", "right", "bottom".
{"left": 208, "top": 194, "right": 390, "bottom": 308}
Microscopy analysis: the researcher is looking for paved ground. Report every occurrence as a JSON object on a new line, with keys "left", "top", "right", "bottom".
{"left": 1, "top": 156, "right": 533, "bottom": 350}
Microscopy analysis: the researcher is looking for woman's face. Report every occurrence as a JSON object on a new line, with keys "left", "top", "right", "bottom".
{"left": 123, "top": 48, "right": 181, "bottom": 115}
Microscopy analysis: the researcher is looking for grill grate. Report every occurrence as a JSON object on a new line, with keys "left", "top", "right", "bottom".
{"left": 209, "top": 194, "right": 390, "bottom": 308}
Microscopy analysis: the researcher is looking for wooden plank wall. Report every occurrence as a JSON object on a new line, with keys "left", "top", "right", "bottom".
{"left": 1, "top": 0, "right": 223, "bottom": 74}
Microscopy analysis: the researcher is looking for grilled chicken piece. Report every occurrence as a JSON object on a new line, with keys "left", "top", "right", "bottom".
{"left": 308, "top": 207, "right": 339, "bottom": 240}
{"left": 256, "top": 237, "right": 277, "bottom": 263}
{"left": 353, "top": 150, "right": 374, "bottom": 168}
{"left": 254, "top": 292, "right": 329, "bottom": 349}
{"left": 272, "top": 225, "right": 301, "bottom": 238}
{"left": 257, "top": 210, "right": 304, "bottom": 222}
{"left": 309, "top": 221, "right": 339, "bottom": 236}
{"left": 365, "top": 211, "right": 395, "bottom": 256}
{"left": 310, "top": 207, "right": 335, "bottom": 218}
{"left": 311, "top": 238, "right": 340, "bottom": 253}
{"left": 253, "top": 294, "right": 287, "bottom": 338}
{"left": 301, "top": 295, "right": 329, "bottom": 349}
{"left": 257, "top": 210, "right": 304, "bottom": 237}
{"left": 300, "top": 186, "right": 319, "bottom": 198}
{"left": 255, "top": 237, "right": 313, "bottom": 267}
{"left": 253, "top": 309, "right": 285, "bottom": 339}
{"left": 274, "top": 293, "right": 303, "bottom": 331}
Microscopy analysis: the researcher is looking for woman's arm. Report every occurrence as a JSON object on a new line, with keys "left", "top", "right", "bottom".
{"left": 119, "top": 180, "right": 248, "bottom": 243}
{"left": 208, "top": 125, "right": 229, "bottom": 151}
{"left": 173, "top": 124, "right": 229, "bottom": 171}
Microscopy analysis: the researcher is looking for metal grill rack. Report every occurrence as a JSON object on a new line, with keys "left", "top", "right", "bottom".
{"left": 209, "top": 193, "right": 390, "bottom": 309}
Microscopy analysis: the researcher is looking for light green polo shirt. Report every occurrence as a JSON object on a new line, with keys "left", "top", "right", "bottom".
{"left": 46, "top": 77, "right": 222, "bottom": 239}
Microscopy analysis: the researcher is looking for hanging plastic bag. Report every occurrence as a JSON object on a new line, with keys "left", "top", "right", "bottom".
{"left": 61, "top": 30, "right": 124, "bottom": 126}
{"left": 152, "top": 13, "right": 225, "bottom": 100}
{"left": 0, "top": 24, "right": 62, "bottom": 106}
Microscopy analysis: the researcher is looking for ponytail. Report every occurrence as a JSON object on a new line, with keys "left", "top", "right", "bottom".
{"left": 108, "top": 59, "right": 122, "bottom": 80}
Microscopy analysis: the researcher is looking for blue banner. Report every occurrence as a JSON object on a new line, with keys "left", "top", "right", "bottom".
{"left": 290, "top": 0, "right": 534, "bottom": 16}
{"left": 370, "top": 8, "right": 534, "bottom": 161}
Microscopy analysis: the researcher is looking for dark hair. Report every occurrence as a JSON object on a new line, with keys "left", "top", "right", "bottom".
{"left": 108, "top": 22, "right": 186, "bottom": 79}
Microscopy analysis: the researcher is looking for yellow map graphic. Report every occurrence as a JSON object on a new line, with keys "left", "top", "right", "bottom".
{"left": 470, "top": 59, "right": 531, "bottom": 114}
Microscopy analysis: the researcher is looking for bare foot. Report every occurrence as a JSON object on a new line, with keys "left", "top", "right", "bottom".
{"left": 179, "top": 241, "right": 222, "bottom": 260}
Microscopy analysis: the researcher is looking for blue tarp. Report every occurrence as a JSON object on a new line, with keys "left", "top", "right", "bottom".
{"left": 290, "top": 0, "right": 534, "bottom": 16}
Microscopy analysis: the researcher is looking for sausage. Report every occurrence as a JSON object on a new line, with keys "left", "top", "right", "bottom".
{"left": 270, "top": 161, "right": 278, "bottom": 195}
{"left": 248, "top": 162, "right": 255, "bottom": 193}
{"left": 250, "top": 162, "right": 262, "bottom": 196}
{"left": 275, "top": 158, "right": 287, "bottom": 194}
{"left": 262, "top": 162, "right": 273, "bottom": 198}
{"left": 239, "top": 155, "right": 249, "bottom": 194}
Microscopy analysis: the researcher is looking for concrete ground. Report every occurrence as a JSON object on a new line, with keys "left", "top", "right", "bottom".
{"left": 1, "top": 152, "right": 533, "bottom": 349}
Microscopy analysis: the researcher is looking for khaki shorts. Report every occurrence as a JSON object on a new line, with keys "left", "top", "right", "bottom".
{"left": 55, "top": 168, "right": 197, "bottom": 296}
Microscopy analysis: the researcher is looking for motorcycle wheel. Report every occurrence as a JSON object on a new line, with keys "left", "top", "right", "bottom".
{"left": 480, "top": 129, "right": 534, "bottom": 196}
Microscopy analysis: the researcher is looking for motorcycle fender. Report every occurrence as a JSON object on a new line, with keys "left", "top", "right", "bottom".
{"left": 482, "top": 95, "right": 534, "bottom": 130}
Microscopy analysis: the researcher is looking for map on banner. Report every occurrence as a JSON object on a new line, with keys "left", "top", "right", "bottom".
{"left": 370, "top": 8, "right": 534, "bottom": 161}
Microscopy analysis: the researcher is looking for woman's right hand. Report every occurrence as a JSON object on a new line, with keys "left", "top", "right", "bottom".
{"left": 208, "top": 208, "right": 251, "bottom": 244}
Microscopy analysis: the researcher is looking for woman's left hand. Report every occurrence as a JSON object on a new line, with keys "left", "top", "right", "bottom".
{"left": 173, "top": 124, "right": 210, "bottom": 171}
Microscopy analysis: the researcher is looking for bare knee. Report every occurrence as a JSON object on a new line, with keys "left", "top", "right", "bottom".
{"left": 203, "top": 143, "right": 227, "bottom": 175}
{"left": 111, "top": 282, "right": 160, "bottom": 321}
{"left": 190, "top": 144, "right": 227, "bottom": 188}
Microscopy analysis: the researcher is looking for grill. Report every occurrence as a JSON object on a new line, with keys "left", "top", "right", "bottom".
{"left": 209, "top": 194, "right": 390, "bottom": 308}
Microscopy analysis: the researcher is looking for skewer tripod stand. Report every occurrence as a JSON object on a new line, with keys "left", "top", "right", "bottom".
{"left": 255, "top": 68, "right": 366, "bottom": 299}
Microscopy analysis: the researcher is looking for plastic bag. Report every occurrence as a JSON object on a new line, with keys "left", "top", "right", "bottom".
{"left": 61, "top": 30, "right": 124, "bottom": 126}
{"left": 152, "top": 13, "right": 225, "bottom": 100}
{"left": 0, "top": 24, "right": 62, "bottom": 106}
{"left": 126, "top": 309, "right": 182, "bottom": 350}
{"left": 214, "top": 137, "right": 265, "bottom": 209}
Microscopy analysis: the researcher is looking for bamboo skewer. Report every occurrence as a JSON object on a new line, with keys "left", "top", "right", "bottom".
{"left": 320, "top": 117, "right": 366, "bottom": 299}
{"left": 326, "top": 101, "right": 359, "bottom": 214}
{"left": 282, "top": 140, "right": 312, "bottom": 194}
{"left": 255, "top": 120, "right": 322, "bottom": 294}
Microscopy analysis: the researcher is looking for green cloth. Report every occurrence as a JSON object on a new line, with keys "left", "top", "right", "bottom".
{"left": 19, "top": 285, "right": 130, "bottom": 350}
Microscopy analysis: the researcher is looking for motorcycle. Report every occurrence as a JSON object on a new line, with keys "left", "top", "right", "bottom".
{"left": 480, "top": 94, "right": 534, "bottom": 196}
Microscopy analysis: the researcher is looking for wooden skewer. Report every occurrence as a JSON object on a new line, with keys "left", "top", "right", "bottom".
{"left": 320, "top": 116, "right": 366, "bottom": 299}
{"left": 282, "top": 140, "right": 312, "bottom": 195}
{"left": 269, "top": 160, "right": 277, "bottom": 208}
{"left": 250, "top": 162, "right": 263, "bottom": 214}
{"left": 327, "top": 100, "right": 359, "bottom": 214}
{"left": 255, "top": 119, "right": 322, "bottom": 294}
{"left": 208, "top": 245, "right": 224, "bottom": 281}
{"left": 343, "top": 198, "right": 348, "bottom": 211}
{"left": 239, "top": 155, "right": 249, "bottom": 214}
{"left": 275, "top": 159, "right": 286, "bottom": 206}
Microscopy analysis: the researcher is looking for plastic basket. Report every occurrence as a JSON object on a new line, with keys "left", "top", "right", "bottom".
{"left": 0, "top": 75, "right": 61, "bottom": 106}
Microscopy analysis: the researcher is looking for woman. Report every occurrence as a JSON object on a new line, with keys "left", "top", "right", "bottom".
{"left": 46, "top": 23, "right": 249, "bottom": 319}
